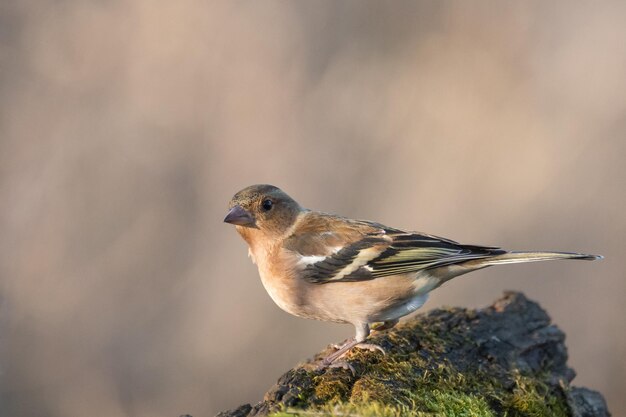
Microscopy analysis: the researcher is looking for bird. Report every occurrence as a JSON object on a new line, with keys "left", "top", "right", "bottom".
{"left": 223, "top": 184, "right": 602, "bottom": 367}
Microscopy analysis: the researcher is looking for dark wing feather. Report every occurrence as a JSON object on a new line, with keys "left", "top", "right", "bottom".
{"left": 367, "top": 232, "right": 505, "bottom": 278}
{"left": 299, "top": 225, "right": 505, "bottom": 284}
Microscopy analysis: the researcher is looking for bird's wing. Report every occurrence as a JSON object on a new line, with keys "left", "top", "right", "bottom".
{"left": 363, "top": 231, "right": 505, "bottom": 279}
{"left": 285, "top": 215, "right": 505, "bottom": 284}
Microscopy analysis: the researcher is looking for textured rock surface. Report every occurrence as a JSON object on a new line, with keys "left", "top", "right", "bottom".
{"left": 216, "top": 292, "right": 610, "bottom": 417}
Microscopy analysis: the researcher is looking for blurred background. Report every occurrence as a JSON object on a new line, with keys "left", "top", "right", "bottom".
{"left": 1, "top": 1, "right": 625, "bottom": 416}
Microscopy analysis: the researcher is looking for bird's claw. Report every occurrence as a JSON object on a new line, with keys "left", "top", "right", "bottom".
{"left": 317, "top": 358, "right": 356, "bottom": 375}
{"left": 318, "top": 341, "right": 385, "bottom": 373}
{"left": 328, "top": 360, "right": 356, "bottom": 375}
{"left": 353, "top": 342, "right": 386, "bottom": 355}
{"left": 328, "top": 341, "right": 385, "bottom": 356}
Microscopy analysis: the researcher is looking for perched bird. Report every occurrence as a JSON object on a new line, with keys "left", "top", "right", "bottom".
{"left": 224, "top": 184, "right": 602, "bottom": 366}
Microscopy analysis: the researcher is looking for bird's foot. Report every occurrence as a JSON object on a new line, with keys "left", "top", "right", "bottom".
{"left": 322, "top": 338, "right": 356, "bottom": 364}
{"left": 352, "top": 343, "right": 386, "bottom": 355}
{"left": 317, "top": 354, "right": 357, "bottom": 376}
{"left": 326, "top": 360, "right": 356, "bottom": 375}
{"left": 319, "top": 339, "right": 385, "bottom": 374}
{"left": 328, "top": 340, "right": 386, "bottom": 355}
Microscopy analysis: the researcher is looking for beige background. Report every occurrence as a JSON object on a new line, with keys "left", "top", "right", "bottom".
{"left": 1, "top": 1, "right": 625, "bottom": 416}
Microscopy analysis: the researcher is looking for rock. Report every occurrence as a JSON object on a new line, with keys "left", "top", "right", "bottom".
{"left": 568, "top": 387, "right": 611, "bottom": 417}
{"left": 215, "top": 404, "right": 252, "bottom": 417}
{"left": 217, "top": 292, "right": 610, "bottom": 417}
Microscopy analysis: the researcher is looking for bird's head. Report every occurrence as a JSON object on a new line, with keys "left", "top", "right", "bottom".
{"left": 224, "top": 184, "right": 303, "bottom": 242}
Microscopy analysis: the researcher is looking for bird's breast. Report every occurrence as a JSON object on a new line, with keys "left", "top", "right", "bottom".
{"left": 253, "top": 248, "right": 313, "bottom": 319}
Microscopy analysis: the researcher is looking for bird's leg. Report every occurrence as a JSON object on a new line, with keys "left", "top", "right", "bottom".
{"left": 371, "top": 319, "right": 399, "bottom": 332}
{"left": 321, "top": 323, "right": 385, "bottom": 368}
{"left": 322, "top": 338, "right": 361, "bottom": 366}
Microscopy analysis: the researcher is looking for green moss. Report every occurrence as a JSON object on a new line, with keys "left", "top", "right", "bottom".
{"left": 501, "top": 372, "right": 570, "bottom": 417}
{"left": 312, "top": 371, "right": 353, "bottom": 403}
{"left": 273, "top": 393, "right": 494, "bottom": 417}
{"left": 422, "top": 391, "right": 495, "bottom": 416}
{"left": 350, "top": 359, "right": 416, "bottom": 405}
{"left": 272, "top": 371, "right": 568, "bottom": 417}
{"left": 274, "top": 395, "right": 494, "bottom": 417}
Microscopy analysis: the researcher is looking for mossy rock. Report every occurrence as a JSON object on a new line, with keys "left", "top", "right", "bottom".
{"left": 217, "top": 292, "right": 609, "bottom": 417}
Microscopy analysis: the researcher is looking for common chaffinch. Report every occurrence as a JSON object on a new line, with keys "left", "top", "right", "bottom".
{"left": 224, "top": 184, "right": 601, "bottom": 367}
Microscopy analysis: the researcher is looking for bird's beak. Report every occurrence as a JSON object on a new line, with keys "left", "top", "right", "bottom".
{"left": 223, "top": 205, "right": 255, "bottom": 226}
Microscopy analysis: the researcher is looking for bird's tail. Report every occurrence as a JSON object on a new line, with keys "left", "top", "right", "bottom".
{"left": 463, "top": 251, "right": 603, "bottom": 268}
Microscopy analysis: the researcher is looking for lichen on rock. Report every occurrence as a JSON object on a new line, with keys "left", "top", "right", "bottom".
{"left": 216, "top": 292, "right": 610, "bottom": 417}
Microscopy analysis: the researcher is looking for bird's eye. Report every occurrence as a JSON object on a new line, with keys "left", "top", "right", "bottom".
{"left": 261, "top": 199, "right": 273, "bottom": 211}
